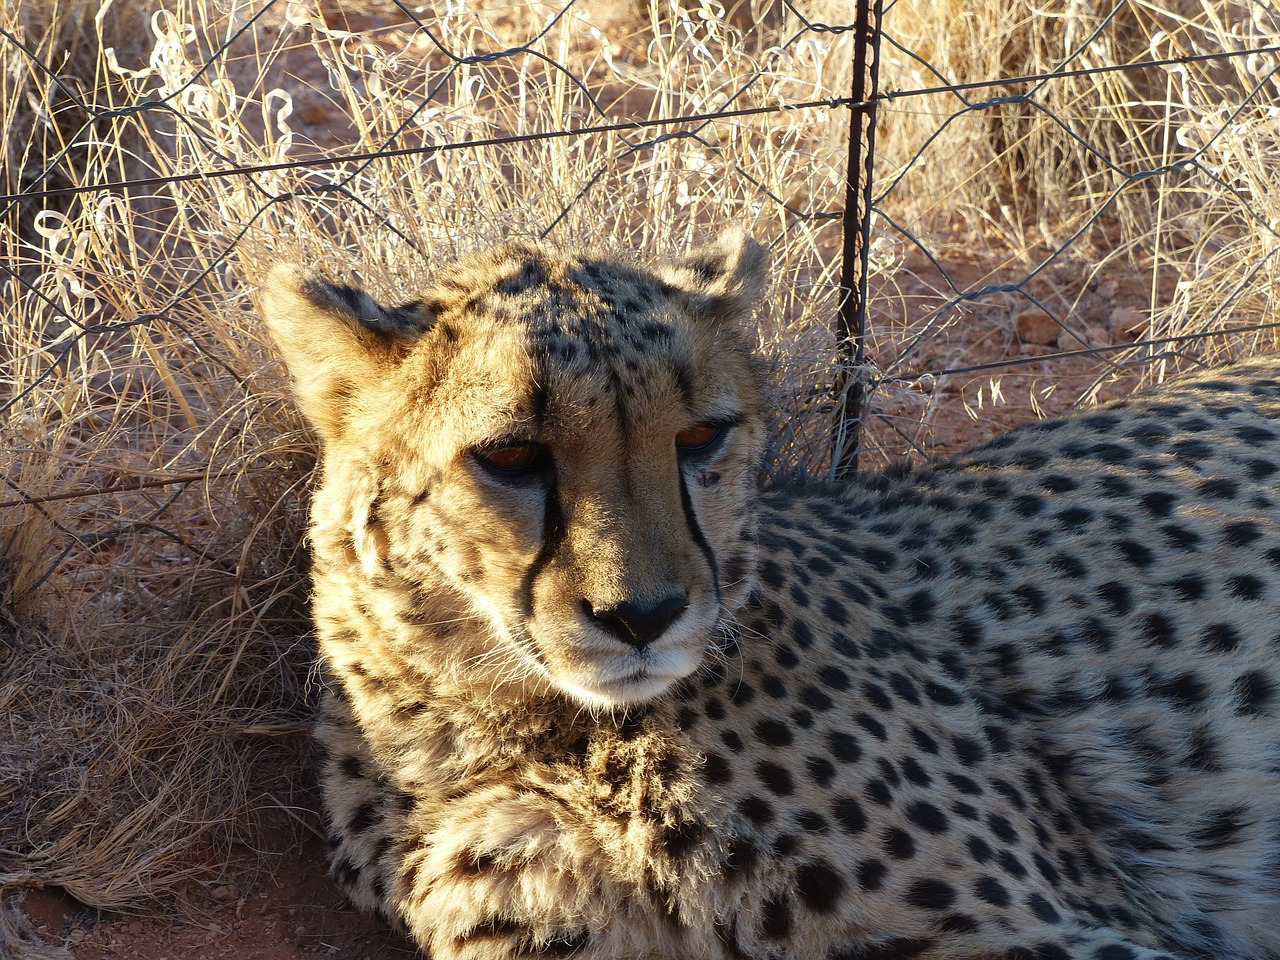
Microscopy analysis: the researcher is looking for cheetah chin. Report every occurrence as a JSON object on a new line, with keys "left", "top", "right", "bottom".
{"left": 260, "top": 231, "right": 1280, "bottom": 960}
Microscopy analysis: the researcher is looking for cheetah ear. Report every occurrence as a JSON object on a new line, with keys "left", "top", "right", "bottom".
{"left": 257, "top": 263, "right": 436, "bottom": 443}
{"left": 658, "top": 229, "right": 768, "bottom": 326}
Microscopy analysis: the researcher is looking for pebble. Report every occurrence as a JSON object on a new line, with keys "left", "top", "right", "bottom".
{"left": 1014, "top": 307, "right": 1060, "bottom": 346}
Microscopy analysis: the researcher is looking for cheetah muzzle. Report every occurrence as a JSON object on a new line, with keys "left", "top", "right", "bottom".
{"left": 259, "top": 231, "right": 1280, "bottom": 960}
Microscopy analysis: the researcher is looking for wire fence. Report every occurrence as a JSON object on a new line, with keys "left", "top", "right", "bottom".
{"left": 3, "top": 0, "right": 1280, "bottom": 580}
{"left": 857, "top": 0, "right": 1280, "bottom": 468}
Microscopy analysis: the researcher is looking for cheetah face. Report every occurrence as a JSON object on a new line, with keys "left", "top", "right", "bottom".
{"left": 260, "top": 233, "right": 768, "bottom": 709}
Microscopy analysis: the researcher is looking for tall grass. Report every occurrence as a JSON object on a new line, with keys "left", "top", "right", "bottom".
{"left": 0, "top": 0, "right": 1277, "bottom": 920}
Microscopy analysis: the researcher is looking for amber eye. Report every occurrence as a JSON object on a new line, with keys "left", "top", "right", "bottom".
{"left": 475, "top": 442, "right": 542, "bottom": 473}
{"left": 675, "top": 424, "right": 724, "bottom": 455}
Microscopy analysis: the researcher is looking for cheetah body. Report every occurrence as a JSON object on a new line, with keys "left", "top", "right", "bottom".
{"left": 259, "top": 234, "right": 1280, "bottom": 960}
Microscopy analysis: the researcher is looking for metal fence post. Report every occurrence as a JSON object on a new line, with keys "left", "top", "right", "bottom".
{"left": 832, "top": 0, "right": 883, "bottom": 481}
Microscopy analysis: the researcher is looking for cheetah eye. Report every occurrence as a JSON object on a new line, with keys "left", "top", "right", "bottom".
{"left": 676, "top": 424, "right": 726, "bottom": 456}
{"left": 474, "top": 441, "right": 546, "bottom": 475}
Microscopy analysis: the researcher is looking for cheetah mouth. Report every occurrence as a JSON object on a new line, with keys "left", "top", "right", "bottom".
{"left": 541, "top": 649, "right": 705, "bottom": 707}
{"left": 565, "top": 669, "right": 687, "bottom": 707}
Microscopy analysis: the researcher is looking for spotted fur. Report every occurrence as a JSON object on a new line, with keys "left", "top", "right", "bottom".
{"left": 259, "top": 233, "right": 1280, "bottom": 960}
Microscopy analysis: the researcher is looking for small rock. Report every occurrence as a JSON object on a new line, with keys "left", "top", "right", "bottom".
{"left": 299, "top": 102, "right": 333, "bottom": 126}
{"left": 67, "top": 929, "right": 86, "bottom": 944}
{"left": 1110, "top": 305, "right": 1147, "bottom": 333}
{"left": 295, "top": 924, "right": 309, "bottom": 940}
{"left": 1057, "top": 324, "right": 1110, "bottom": 351}
{"left": 211, "top": 883, "right": 239, "bottom": 903}
{"left": 1014, "top": 308, "right": 1060, "bottom": 346}
{"left": 127, "top": 921, "right": 144, "bottom": 935}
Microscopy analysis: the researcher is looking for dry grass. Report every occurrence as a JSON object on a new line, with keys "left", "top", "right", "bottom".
{"left": 0, "top": 0, "right": 1277, "bottom": 933}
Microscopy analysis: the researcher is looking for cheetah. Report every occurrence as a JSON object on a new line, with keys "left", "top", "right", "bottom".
{"left": 259, "top": 232, "right": 1280, "bottom": 960}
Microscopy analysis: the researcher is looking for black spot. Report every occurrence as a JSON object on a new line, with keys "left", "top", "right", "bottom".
{"left": 789, "top": 583, "right": 811, "bottom": 608}
{"left": 974, "top": 875, "right": 1010, "bottom": 907}
{"left": 796, "top": 860, "right": 845, "bottom": 913}
{"left": 830, "top": 939, "right": 933, "bottom": 960}
{"left": 857, "top": 858, "right": 887, "bottom": 891}
{"left": 723, "top": 837, "right": 758, "bottom": 879}
{"left": 924, "top": 681, "right": 963, "bottom": 707}
{"left": 807, "top": 756, "right": 837, "bottom": 788}
{"left": 761, "top": 675, "right": 788, "bottom": 700}
{"left": 1198, "top": 477, "right": 1240, "bottom": 499}
{"left": 900, "top": 757, "right": 932, "bottom": 787}
{"left": 884, "top": 827, "right": 915, "bottom": 859}
{"left": 1093, "top": 947, "right": 1139, "bottom": 960}
{"left": 1161, "top": 523, "right": 1200, "bottom": 549}
{"left": 1153, "top": 671, "right": 1208, "bottom": 709}
{"left": 818, "top": 665, "right": 851, "bottom": 690}
{"left": 1141, "top": 611, "right": 1179, "bottom": 648}
{"left": 906, "top": 878, "right": 956, "bottom": 910}
{"left": 995, "top": 850, "right": 1027, "bottom": 878}
{"left": 1172, "top": 574, "right": 1208, "bottom": 601}
{"left": 1054, "top": 505, "right": 1092, "bottom": 528}
{"left": 771, "top": 833, "right": 798, "bottom": 857}
{"left": 1139, "top": 490, "right": 1178, "bottom": 517}
{"left": 1116, "top": 540, "right": 1154, "bottom": 567}
{"left": 739, "top": 795, "right": 775, "bottom": 826}
{"left": 1235, "top": 423, "right": 1278, "bottom": 443}
{"left": 1047, "top": 553, "right": 1086, "bottom": 578}
{"left": 1247, "top": 458, "right": 1279, "bottom": 480}
{"left": 800, "top": 685, "right": 835, "bottom": 711}
{"left": 793, "top": 620, "right": 818, "bottom": 652}
{"left": 863, "top": 682, "right": 894, "bottom": 712}
{"left": 347, "top": 802, "right": 378, "bottom": 834}
{"left": 854, "top": 712, "right": 888, "bottom": 740}
{"left": 774, "top": 645, "right": 801, "bottom": 670}
{"left": 1235, "top": 670, "right": 1275, "bottom": 715}
{"left": 1172, "top": 438, "right": 1213, "bottom": 460}
{"left": 791, "top": 708, "right": 815, "bottom": 729}
{"left": 1192, "top": 806, "right": 1251, "bottom": 848}
{"left": 761, "top": 896, "right": 792, "bottom": 939}
{"left": 1186, "top": 724, "right": 1221, "bottom": 772}
{"left": 1200, "top": 623, "right": 1240, "bottom": 652}
{"left": 947, "top": 773, "right": 983, "bottom": 796}
{"left": 721, "top": 730, "right": 745, "bottom": 752}
{"left": 1013, "top": 495, "right": 1045, "bottom": 517}
{"left": 661, "top": 818, "right": 705, "bottom": 859}
{"left": 936, "top": 913, "right": 980, "bottom": 934}
{"left": 987, "top": 813, "right": 1017, "bottom": 843}
{"left": 966, "top": 835, "right": 993, "bottom": 863}
{"left": 703, "top": 752, "right": 733, "bottom": 784}
{"left": 758, "top": 559, "right": 786, "bottom": 589}
{"left": 821, "top": 596, "right": 849, "bottom": 625}
{"left": 1223, "top": 520, "right": 1263, "bottom": 546}
{"left": 905, "top": 801, "right": 949, "bottom": 835}
{"left": 1227, "top": 574, "right": 1265, "bottom": 600}
{"left": 756, "top": 761, "right": 795, "bottom": 796}
{"left": 755, "top": 718, "right": 794, "bottom": 747}
{"left": 951, "top": 736, "right": 986, "bottom": 765}
{"left": 865, "top": 779, "right": 894, "bottom": 806}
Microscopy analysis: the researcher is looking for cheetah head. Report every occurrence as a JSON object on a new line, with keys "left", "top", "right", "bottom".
{"left": 259, "top": 232, "right": 767, "bottom": 709}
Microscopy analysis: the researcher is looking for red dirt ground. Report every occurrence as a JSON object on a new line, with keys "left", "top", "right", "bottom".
{"left": 18, "top": 831, "right": 418, "bottom": 960}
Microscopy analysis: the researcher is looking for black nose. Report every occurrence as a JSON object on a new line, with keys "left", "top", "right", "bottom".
{"left": 587, "top": 594, "right": 690, "bottom": 649}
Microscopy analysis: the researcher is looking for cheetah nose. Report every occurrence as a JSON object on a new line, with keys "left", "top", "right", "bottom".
{"left": 587, "top": 594, "right": 690, "bottom": 649}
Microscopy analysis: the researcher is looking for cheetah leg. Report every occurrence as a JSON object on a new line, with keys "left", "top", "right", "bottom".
{"left": 316, "top": 690, "right": 409, "bottom": 927}
{"left": 393, "top": 783, "right": 605, "bottom": 960}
